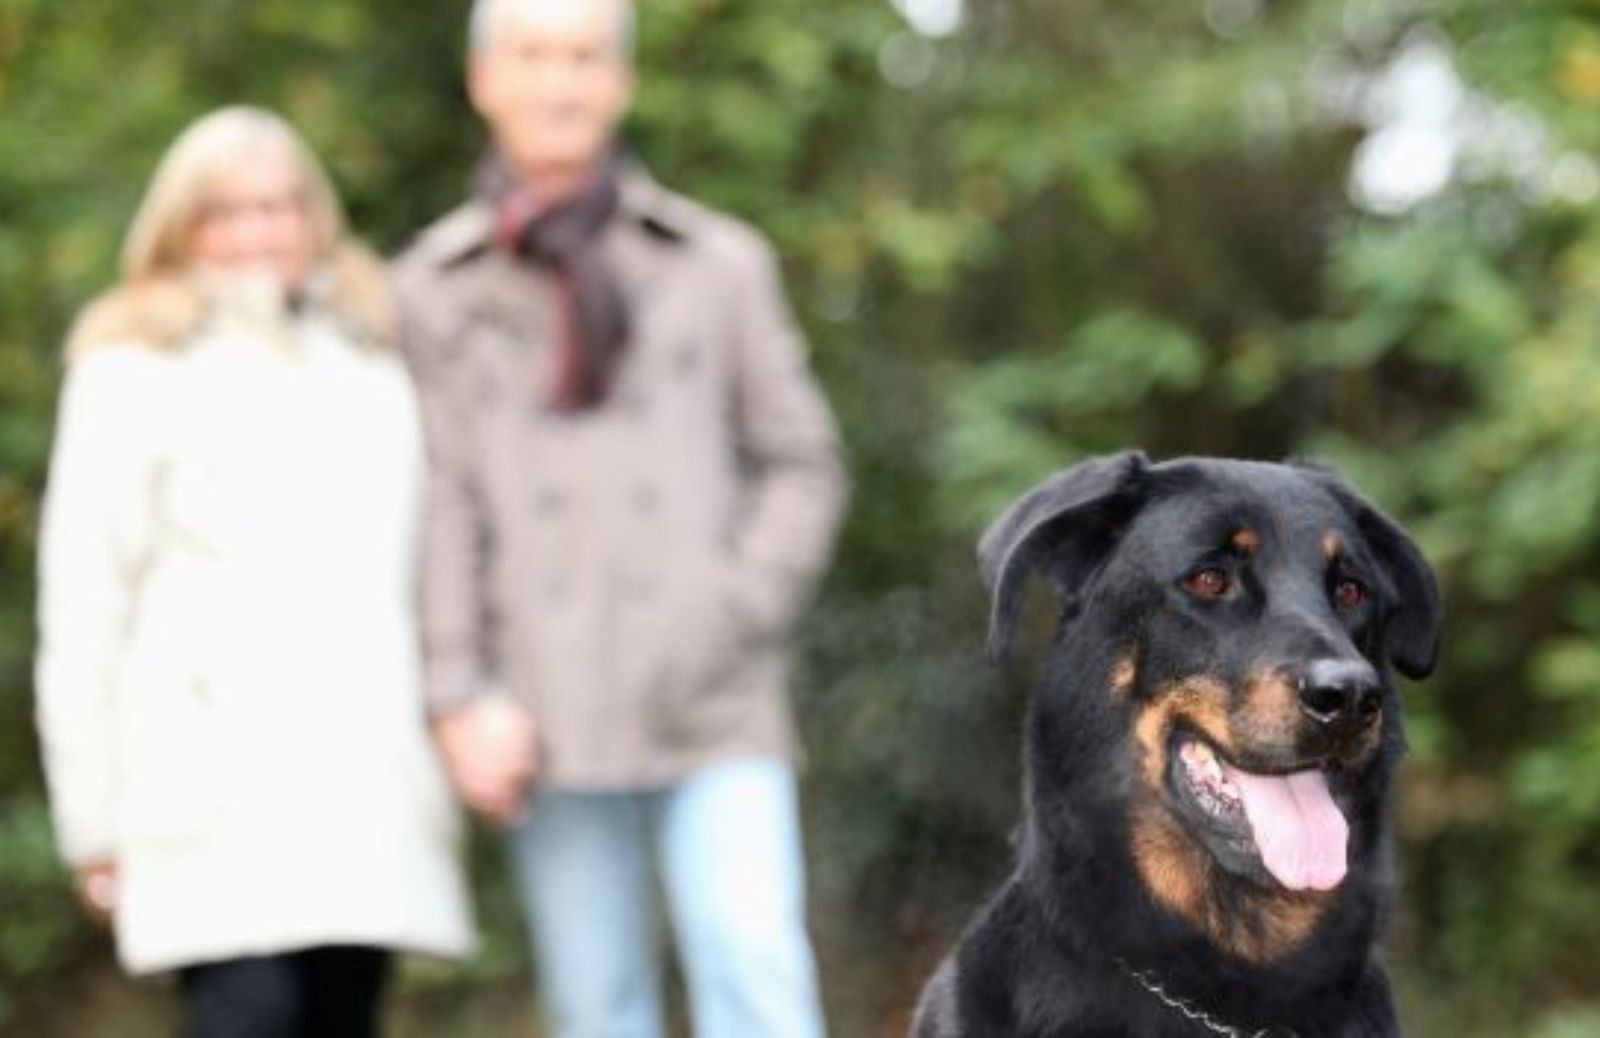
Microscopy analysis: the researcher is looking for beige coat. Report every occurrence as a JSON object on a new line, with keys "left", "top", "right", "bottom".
{"left": 34, "top": 289, "right": 474, "bottom": 973}
{"left": 394, "top": 169, "right": 847, "bottom": 790}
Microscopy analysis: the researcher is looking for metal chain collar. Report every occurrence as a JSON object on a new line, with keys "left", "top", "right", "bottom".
{"left": 1116, "top": 958, "right": 1300, "bottom": 1038}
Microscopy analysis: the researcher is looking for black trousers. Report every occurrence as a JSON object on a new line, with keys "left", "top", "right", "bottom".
{"left": 177, "top": 946, "right": 391, "bottom": 1038}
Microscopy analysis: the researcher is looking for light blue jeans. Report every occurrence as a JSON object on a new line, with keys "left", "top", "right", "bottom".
{"left": 507, "top": 757, "right": 826, "bottom": 1038}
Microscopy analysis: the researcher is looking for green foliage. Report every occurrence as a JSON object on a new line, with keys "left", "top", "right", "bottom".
{"left": 4, "top": 0, "right": 1600, "bottom": 1034}
{"left": 0, "top": 800, "right": 81, "bottom": 1031}
{"left": 939, "top": 307, "right": 1208, "bottom": 527}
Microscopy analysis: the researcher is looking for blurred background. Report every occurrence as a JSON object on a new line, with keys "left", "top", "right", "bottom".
{"left": 4, "top": 0, "right": 1600, "bottom": 1034}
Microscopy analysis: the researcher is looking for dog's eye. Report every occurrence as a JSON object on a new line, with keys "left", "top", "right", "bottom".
{"left": 1183, "top": 567, "right": 1232, "bottom": 599}
{"left": 1334, "top": 578, "right": 1367, "bottom": 610}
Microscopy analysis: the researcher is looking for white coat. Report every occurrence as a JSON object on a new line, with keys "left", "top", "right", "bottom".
{"left": 34, "top": 298, "right": 475, "bottom": 974}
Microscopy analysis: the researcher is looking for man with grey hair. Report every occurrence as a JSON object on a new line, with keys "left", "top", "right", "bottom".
{"left": 395, "top": 2, "right": 847, "bottom": 1036}
{"left": 469, "top": 0, "right": 637, "bottom": 54}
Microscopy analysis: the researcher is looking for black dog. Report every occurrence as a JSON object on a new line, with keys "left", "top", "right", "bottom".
{"left": 913, "top": 452, "right": 1440, "bottom": 1037}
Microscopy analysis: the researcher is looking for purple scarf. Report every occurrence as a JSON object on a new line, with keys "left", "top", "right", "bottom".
{"left": 476, "top": 150, "right": 631, "bottom": 412}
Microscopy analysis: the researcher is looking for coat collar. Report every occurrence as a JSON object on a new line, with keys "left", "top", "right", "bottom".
{"left": 424, "top": 163, "right": 695, "bottom": 271}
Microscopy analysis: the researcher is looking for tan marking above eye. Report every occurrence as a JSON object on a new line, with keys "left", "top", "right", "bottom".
{"left": 1322, "top": 530, "right": 1344, "bottom": 562}
{"left": 1110, "top": 656, "right": 1138, "bottom": 695}
{"left": 1230, "top": 528, "right": 1261, "bottom": 556}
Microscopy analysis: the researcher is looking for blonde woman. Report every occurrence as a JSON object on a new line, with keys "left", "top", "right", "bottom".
{"left": 34, "top": 106, "right": 473, "bottom": 1036}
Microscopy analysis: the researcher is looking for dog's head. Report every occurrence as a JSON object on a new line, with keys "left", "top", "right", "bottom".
{"left": 981, "top": 452, "right": 1440, "bottom": 953}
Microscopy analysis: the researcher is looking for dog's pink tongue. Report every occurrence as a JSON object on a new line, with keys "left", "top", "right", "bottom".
{"left": 1228, "top": 767, "right": 1348, "bottom": 891}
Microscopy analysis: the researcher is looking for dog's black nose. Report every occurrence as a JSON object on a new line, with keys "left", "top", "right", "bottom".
{"left": 1298, "top": 659, "right": 1383, "bottom": 728}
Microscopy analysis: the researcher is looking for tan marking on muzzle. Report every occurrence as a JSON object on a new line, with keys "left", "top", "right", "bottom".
{"left": 1344, "top": 709, "right": 1385, "bottom": 769}
{"left": 1237, "top": 669, "right": 1306, "bottom": 748}
{"left": 1129, "top": 804, "right": 1333, "bottom": 964}
{"left": 1128, "top": 675, "right": 1336, "bottom": 963}
{"left": 1133, "top": 677, "right": 1237, "bottom": 788}
{"left": 1130, "top": 804, "right": 1207, "bottom": 921}
{"left": 1243, "top": 668, "right": 1387, "bottom": 766}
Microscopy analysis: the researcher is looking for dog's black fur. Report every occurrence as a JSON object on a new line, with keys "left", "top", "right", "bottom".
{"left": 913, "top": 452, "right": 1440, "bottom": 1038}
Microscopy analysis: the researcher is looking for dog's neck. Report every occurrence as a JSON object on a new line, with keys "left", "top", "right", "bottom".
{"left": 1117, "top": 957, "right": 1301, "bottom": 1038}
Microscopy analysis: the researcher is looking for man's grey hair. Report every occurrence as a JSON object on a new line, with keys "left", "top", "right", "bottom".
{"left": 469, "top": 0, "right": 637, "bottom": 56}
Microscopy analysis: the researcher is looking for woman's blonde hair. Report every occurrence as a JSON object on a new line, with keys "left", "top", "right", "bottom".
{"left": 68, "top": 106, "right": 394, "bottom": 358}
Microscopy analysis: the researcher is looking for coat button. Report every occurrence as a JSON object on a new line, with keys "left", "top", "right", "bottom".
{"left": 672, "top": 340, "right": 701, "bottom": 376}
{"left": 615, "top": 387, "right": 649, "bottom": 419}
{"left": 623, "top": 575, "right": 660, "bottom": 601}
{"left": 475, "top": 370, "right": 501, "bottom": 406}
{"left": 533, "top": 488, "right": 567, "bottom": 516}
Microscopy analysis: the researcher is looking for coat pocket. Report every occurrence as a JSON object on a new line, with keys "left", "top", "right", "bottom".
{"left": 646, "top": 554, "right": 763, "bottom": 742}
{"left": 115, "top": 650, "right": 228, "bottom": 847}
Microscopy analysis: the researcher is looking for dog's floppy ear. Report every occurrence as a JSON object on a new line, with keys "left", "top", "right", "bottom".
{"left": 979, "top": 450, "right": 1151, "bottom": 662}
{"left": 1294, "top": 462, "right": 1442, "bottom": 679}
